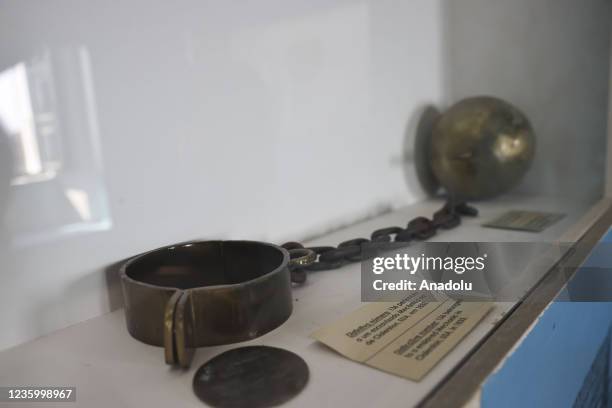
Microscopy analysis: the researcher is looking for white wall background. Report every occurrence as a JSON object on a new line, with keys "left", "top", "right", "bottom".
{"left": 0, "top": 0, "right": 609, "bottom": 351}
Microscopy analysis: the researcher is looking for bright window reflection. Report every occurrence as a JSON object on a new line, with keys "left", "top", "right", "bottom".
{"left": 0, "top": 53, "right": 62, "bottom": 185}
{"left": 0, "top": 48, "right": 111, "bottom": 247}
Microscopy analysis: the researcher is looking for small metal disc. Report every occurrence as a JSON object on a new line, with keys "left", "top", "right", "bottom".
{"left": 193, "top": 346, "right": 309, "bottom": 408}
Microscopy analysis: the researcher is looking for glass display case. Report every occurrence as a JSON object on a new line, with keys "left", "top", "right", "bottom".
{"left": 0, "top": 1, "right": 610, "bottom": 407}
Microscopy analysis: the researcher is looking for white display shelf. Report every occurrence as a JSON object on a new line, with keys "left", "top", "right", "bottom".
{"left": 0, "top": 194, "right": 601, "bottom": 408}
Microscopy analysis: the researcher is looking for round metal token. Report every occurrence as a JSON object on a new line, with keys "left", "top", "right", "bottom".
{"left": 193, "top": 346, "right": 309, "bottom": 408}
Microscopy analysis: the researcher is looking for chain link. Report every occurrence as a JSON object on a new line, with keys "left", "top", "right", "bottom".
{"left": 282, "top": 200, "right": 478, "bottom": 284}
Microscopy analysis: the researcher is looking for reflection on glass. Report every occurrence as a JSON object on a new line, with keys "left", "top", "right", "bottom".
{"left": 65, "top": 189, "right": 92, "bottom": 221}
{"left": 0, "top": 52, "right": 62, "bottom": 185}
{"left": 0, "top": 47, "right": 111, "bottom": 247}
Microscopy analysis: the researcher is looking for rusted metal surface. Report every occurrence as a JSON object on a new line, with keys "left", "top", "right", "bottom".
{"left": 120, "top": 241, "right": 311, "bottom": 368}
{"left": 431, "top": 96, "right": 535, "bottom": 200}
{"left": 193, "top": 346, "right": 309, "bottom": 408}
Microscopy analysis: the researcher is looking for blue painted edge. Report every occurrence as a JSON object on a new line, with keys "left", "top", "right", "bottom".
{"left": 481, "top": 228, "right": 612, "bottom": 408}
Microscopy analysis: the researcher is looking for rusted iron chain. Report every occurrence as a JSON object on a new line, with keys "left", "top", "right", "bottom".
{"left": 282, "top": 200, "right": 478, "bottom": 284}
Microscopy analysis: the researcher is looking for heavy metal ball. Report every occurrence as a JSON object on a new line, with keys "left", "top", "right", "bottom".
{"left": 430, "top": 96, "right": 535, "bottom": 200}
